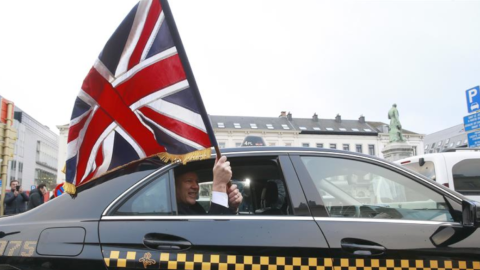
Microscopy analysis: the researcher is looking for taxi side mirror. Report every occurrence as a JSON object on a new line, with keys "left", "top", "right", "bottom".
{"left": 462, "top": 200, "right": 480, "bottom": 228}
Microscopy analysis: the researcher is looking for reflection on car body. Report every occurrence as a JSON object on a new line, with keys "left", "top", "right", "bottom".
{"left": 0, "top": 147, "right": 479, "bottom": 270}
{"left": 396, "top": 152, "right": 480, "bottom": 202}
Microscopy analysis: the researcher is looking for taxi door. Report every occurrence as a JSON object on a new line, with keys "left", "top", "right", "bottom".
{"left": 98, "top": 155, "right": 334, "bottom": 270}
{"left": 291, "top": 154, "right": 480, "bottom": 270}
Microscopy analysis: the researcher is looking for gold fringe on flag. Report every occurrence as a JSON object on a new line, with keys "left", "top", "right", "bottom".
{"left": 63, "top": 182, "right": 77, "bottom": 195}
{"left": 157, "top": 148, "right": 212, "bottom": 165}
{"left": 61, "top": 148, "right": 211, "bottom": 196}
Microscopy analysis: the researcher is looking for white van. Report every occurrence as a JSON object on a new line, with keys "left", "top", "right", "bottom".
{"left": 395, "top": 150, "right": 480, "bottom": 202}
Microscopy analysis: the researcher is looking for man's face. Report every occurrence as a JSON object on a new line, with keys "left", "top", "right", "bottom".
{"left": 176, "top": 172, "right": 199, "bottom": 205}
{"left": 10, "top": 181, "right": 18, "bottom": 190}
{"left": 40, "top": 187, "right": 47, "bottom": 195}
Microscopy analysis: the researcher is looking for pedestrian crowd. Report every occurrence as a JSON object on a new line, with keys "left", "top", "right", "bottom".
{"left": 3, "top": 180, "right": 48, "bottom": 215}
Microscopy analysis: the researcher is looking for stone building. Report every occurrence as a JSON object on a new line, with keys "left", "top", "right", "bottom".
{"left": 211, "top": 112, "right": 424, "bottom": 159}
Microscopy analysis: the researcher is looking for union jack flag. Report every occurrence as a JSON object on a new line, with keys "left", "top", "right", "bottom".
{"left": 65, "top": 0, "right": 217, "bottom": 194}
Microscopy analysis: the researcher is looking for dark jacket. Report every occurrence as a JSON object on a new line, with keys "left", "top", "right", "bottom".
{"left": 28, "top": 189, "right": 45, "bottom": 210}
{"left": 4, "top": 190, "right": 29, "bottom": 215}
{"left": 178, "top": 202, "right": 235, "bottom": 215}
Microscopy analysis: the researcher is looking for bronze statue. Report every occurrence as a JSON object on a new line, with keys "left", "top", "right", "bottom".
{"left": 388, "top": 104, "right": 404, "bottom": 142}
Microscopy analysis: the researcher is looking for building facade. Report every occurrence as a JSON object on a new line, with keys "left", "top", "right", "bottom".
{"left": 211, "top": 112, "right": 425, "bottom": 159}
{"left": 56, "top": 124, "right": 69, "bottom": 184}
{"left": 54, "top": 112, "right": 424, "bottom": 176}
{"left": 424, "top": 123, "right": 469, "bottom": 153}
{"left": 8, "top": 107, "right": 59, "bottom": 191}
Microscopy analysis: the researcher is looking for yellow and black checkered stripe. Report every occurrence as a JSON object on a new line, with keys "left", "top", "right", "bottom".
{"left": 102, "top": 250, "right": 480, "bottom": 270}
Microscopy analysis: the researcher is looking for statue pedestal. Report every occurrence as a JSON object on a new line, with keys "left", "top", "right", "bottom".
{"left": 381, "top": 142, "right": 414, "bottom": 162}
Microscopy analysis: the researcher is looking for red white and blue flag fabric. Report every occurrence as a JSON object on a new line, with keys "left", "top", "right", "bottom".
{"left": 65, "top": 0, "right": 217, "bottom": 194}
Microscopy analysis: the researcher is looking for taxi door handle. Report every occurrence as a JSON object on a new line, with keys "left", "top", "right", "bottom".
{"left": 143, "top": 239, "right": 192, "bottom": 250}
{"left": 341, "top": 239, "right": 385, "bottom": 256}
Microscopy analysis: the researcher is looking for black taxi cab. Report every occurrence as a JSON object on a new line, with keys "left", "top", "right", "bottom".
{"left": 0, "top": 147, "right": 479, "bottom": 270}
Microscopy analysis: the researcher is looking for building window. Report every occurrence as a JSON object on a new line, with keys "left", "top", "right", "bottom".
{"left": 356, "top": 144, "right": 363, "bottom": 153}
{"left": 219, "top": 142, "right": 226, "bottom": 149}
{"left": 424, "top": 145, "right": 428, "bottom": 150}
{"left": 326, "top": 128, "right": 334, "bottom": 131}
{"left": 445, "top": 138, "right": 450, "bottom": 143}
{"left": 285, "top": 143, "right": 292, "bottom": 147}
{"left": 36, "top": 141, "right": 58, "bottom": 170}
{"left": 235, "top": 142, "right": 242, "bottom": 147}
{"left": 269, "top": 142, "right": 276, "bottom": 146}
{"left": 368, "top": 145, "right": 375, "bottom": 155}
{"left": 339, "top": 128, "right": 347, "bottom": 131}
{"left": 266, "top": 124, "right": 274, "bottom": 129}
{"left": 351, "top": 128, "right": 359, "bottom": 132}
{"left": 364, "top": 129, "right": 372, "bottom": 132}
{"left": 313, "top": 127, "right": 321, "bottom": 131}
{"left": 431, "top": 143, "right": 436, "bottom": 148}
{"left": 299, "top": 127, "right": 307, "bottom": 130}
{"left": 217, "top": 122, "right": 225, "bottom": 128}
{"left": 456, "top": 141, "right": 461, "bottom": 146}
{"left": 413, "top": 146, "right": 417, "bottom": 156}
{"left": 234, "top": 123, "right": 241, "bottom": 129}
{"left": 343, "top": 144, "right": 350, "bottom": 151}
{"left": 282, "top": 124, "right": 290, "bottom": 130}
{"left": 35, "top": 168, "right": 57, "bottom": 190}
{"left": 302, "top": 143, "right": 310, "bottom": 147}
{"left": 449, "top": 142, "right": 454, "bottom": 147}
{"left": 438, "top": 141, "right": 442, "bottom": 146}
{"left": 316, "top": 143, "right": 323, "bottom": 148}
{"left": 250, "top": 123, "right": 257, "bottom": 129}
{"left": 330, "top": 144, "right": 337, "bottom": 149}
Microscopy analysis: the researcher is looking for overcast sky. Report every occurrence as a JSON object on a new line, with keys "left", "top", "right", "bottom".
{"left": 1, "top": 0, "right": 479, "bottom": 136}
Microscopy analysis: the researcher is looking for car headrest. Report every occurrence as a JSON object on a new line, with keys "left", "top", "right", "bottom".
{"left": 261, "top": 179, "right": 286, "bottom": 209}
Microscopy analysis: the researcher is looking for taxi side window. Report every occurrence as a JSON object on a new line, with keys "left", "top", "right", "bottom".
{"left": 174, "top": 157, "right": 293, "bottom": 215}
{"left": 194, "top": 178, "right": 291, "bottom": 215}
{"left": 112, "top": 173, "right": 172, "bottom": 216}
{"left": 301, "top": 156, "right": 454, "bottom": 222}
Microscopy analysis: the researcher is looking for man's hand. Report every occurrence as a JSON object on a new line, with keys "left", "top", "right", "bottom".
{"left": 212, "top": 156, "right": 232, "bottom": 193}
{"left": 18, "top": 187, "right": 23, "bottom": 193}
{"left": 228, "top": 184, "right": 243, "bottom": 211}
{"left": 13, "top": 190, "right": 19, "bottom": 197}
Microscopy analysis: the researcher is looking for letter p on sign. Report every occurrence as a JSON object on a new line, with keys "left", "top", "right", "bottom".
{"left": 466, "top": 86, "right": 480, "bottom": 113}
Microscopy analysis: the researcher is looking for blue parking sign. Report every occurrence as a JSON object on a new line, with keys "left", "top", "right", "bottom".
{"left": 467, "top": 130, "right": 480, "bottom": 148}
{"left": 466, "top": 86, "right": 480, "bottom": 113}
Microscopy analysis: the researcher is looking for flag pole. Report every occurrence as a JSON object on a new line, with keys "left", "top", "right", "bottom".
{"left": 161, "top": 0, "right": 220, "bottom": 158}
{"left": 214, "top": 146, "right": 222, "bottom": 158}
